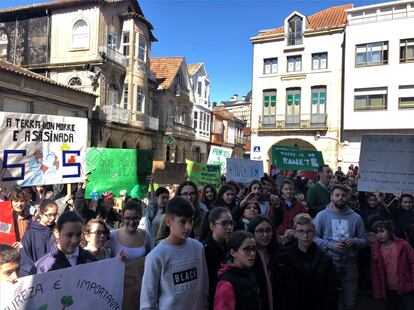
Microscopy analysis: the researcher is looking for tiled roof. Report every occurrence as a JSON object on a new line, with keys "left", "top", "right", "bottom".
{"left": 150, "top": 57, "right": 184, "bottom": 90}
{"left": 0, "top": 59, "right": 96, "bottom": 96}
{"left": 213, "top": 107, "right": 244, "bottom": 123}
{"left": 187, "top": 63, "right": 202, "bottom": 76}
{"left": 0, "top": 0, "right": 100, "bottom": 15}
{"left": 257, "top": 4, "right": 352, "bottom": 38}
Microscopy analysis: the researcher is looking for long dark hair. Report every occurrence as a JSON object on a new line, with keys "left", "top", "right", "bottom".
{"left": 201, "top": 184, "right": 217, "bottom": 209}
{"left": 175, "top": 180, "right": 200, "bottom": 209}
{"left": 199, "top": 207, "right": 231, "bottom": 241}
{"left": 247, "top": 215, "right": 278, "bottom": 250}
{"left": 227, "top": 230, "right": 254, "bottom": 261}
{"left": 215, "top": 184, "right": 236, "bottom": 210}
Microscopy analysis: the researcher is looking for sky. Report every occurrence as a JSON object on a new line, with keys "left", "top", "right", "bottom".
{"left": 0, "top": 0, "right": 383, "bottom": 103}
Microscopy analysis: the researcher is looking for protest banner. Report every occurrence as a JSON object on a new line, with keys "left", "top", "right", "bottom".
{"left": 0, "top": 257, "right": 124, "bottom": 310}
{"left": 0, "top": 201, "right": 16, "bottom": 245}
{"left": 186, "top": 160, "right": 221, "bottom": 190}
{"left": 123, "top": 257, "right": 145, "bottom": 310}
{"left": 85, "top": 148, "right": 153, "bottom": 199}
{"left": 0, "top": 111, "right": 87, "bottom": 190}
{"left": 207, "top": 146, "right": 232, "bottom": 174}
{"left": 358, "top": 134, "right": 414, "bottom": 193}
{"left": 226, "top": 158, "right": 264, "bottom": 184}
{"left": 272, "top": 148, "right": 324, "bottom": 171}
{"left": 153, "top": 162, "right": 187, "bottom": 185}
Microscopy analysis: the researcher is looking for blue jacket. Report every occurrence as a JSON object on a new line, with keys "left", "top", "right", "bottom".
{"left": 20, "top": 221, "right": 56, "bottom": 276}
{"left": 34, "top": 243, "right": 97, "bottom": 274}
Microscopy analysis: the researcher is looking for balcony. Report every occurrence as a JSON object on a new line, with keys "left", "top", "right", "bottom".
{"left": 98, "top": 46, "right": 128, "bottom": 67}
{"left": 131, "top": 112, "right": 159, "bottom": 131}
{"left": 101, "top": 105, "right": 131, "bottom": 124}
{"left": 174, "top": 84, "right": 190, "bottom": 98}
{"left": 287, "top": 32, "right": 303, "bottom": 46}
{"left": 167, "top": 119, "right": 195, "bottom": 138}
{"left": 235, "top": 136, "right": 247, "bottom": 145}
{"left": 259, "top": 114, "right": 328, "bottom": 131}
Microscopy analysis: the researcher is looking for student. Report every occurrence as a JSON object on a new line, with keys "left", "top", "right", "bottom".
{"left": 214, "top": 230, "right": 260, "bottom": 310}
{"left": 83, "top": 219, "right": 111, "bottom": 260}
{"left": 215, "top": 184, "right": 237, "bottom": 211}
{"left": 201, "top": 184, "right": 217, "bottom": 210}
{"left": 34, "top": 211, "right": 97, "bottom": 273}
{"left": 9, "top": 189, "right": 31, "bottom": 248}
{"left": 389, "top": 194, "right": 414, "bottom": 239}
{"left": 201, "top": 207, "right": 234, "bottom": 309}
{"left": 307, "top": 165, "right": 333, "bottom": 216}
{"left": 235, "top": 200, "right": 260, "bottom": 231}
{"left": 0, "top": 244, "right": 20, "bottom": 284}
{"left": 20, "top": 199, "right": 58, "bottom": 276}
{"left": 142, "top": 186, "right": 170, "bottom": 241}
{"left": 96, "top": 192, "right": 122, "bottom": 229}
{"left": 371, "top": 220, "right": 414, "bottom": 310}
{"left": 140, "top": 197, "right": 209, "bottom": 310}
{"left": 358, "top": 192, "right": 390, "bottom": 229}
{"left": 106, "top": 200, "right": 153, "bottom": 261}
{"left": 287, "top": 213, "right": 339, "bottom": 310}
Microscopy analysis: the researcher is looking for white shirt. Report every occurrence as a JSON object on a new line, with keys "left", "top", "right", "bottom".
{"left": 65, "top": 247, "right": 79, "bottom": 267}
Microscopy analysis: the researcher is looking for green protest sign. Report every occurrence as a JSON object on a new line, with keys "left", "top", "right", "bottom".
{"left": 272, "top": 149, "right": 324, "bottom": 171}
{"left": 186, "top": 160, "right": 221, "bottom": 190}
{"left": 85, "top": 148, "right": 153, "bottom": 199}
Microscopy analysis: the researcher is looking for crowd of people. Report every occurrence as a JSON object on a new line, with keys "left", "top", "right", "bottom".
{"left": 1, "top": 164, "right": 414, "bottom": 310}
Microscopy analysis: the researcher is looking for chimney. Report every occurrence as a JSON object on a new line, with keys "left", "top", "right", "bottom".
{"left": 231, "top": 94, "right": 238, "bottom": 102}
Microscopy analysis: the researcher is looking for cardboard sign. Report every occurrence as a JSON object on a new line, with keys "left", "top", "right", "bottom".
{"left": 226, "top": 159, "right": 264, "bottom": 184}
{"left": 207, "top": 146, "right": 232, "bottom": 174}
{"left": 0, "top": 201, "right": 16, "bottom": 245}
{"left": 186, "top": 160, "right": 221, "bottom": 190}
{"left": 358, "top": 134, "right": 414, "bottom": 193}
{"left": 0, "top": 258, "right": 124, "bottom": 310}
{"left": 123, "top": 257, "right": 145, "bottom": 310}
{"left": 85, "top": 148, "right": 153, "bottom": 199}
{"left": 153, "top": 163, "right": 187, "bottom": 185}
{"left": 0, "top": 112, "right": 87, "bottom": 190}
{"left": 272, "top": 148, "right": 324, "bottom": 171}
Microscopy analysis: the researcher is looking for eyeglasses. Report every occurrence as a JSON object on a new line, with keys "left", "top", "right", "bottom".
{"left": 123, "top": 216, "right": 140, "bottom": 222}
{"left": 41, "top": 212, "right": 58, "bottom": 219}
{"left": 295, "top": 229, "right": 315, "bottom": 236}
{"left": 181, "top": 192, "right": 196, "bottom": 197}
{"left": 87, "top": 230, "right": 108, "bottom": 236}
{"left": 214, "top": 220, "right": 235, "bottom": 227}
{"left": 246, "top": 206, "right": 260, "bottom": 211}
{"left": 241, "top": 246, "right": 256, "bottom": 256}
{"left": 254, "top": 228, "right": 273, "bottom": 236}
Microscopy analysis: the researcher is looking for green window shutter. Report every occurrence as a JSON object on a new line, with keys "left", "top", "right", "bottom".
{"left": 264, "top": 95, "right": 270, "bottom": 107}
{"left": 320, "top": 92, "right": 326, "bottom": 104}
{"left": 312, "top": 92, "right": 319, "bottom": 105}
{"left": 287, "top": 94, "right": 293, "bottom": 106}
{"left": 270, "top": 95, "right": 276, "bottom": 107}
{"left": 294, "top": 94, "right": 301, "bottom": 105}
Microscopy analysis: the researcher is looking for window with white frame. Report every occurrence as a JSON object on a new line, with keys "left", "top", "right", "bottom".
{"left": 262, "top": 89, "right": 276, "bottom": 126}
{"left": 287, "top": 55, "right": 302, "bottom": 72}
{"left": 107, "top": 32, "right": 117, "bottom": 50}
{"left": 0, "top": 33, "right": 8, "bottom": 56}
{"left": 356, "top": 42, "right": 388, "bottom": 66}
{"left": 109, "top": 89, "right": 119, "bottom": 106}
{"left": 122, "top": 84, "right": 129, "bottom": 109}
{"left": 207, "top": 114, "right": 210, "bottom": 134}
{"left": 121, "top": 32, "right": 130, "bottom": 57}
{"left": 398, "top": 85, "right": 414, "bottom": 109}
{"left": 138, "top": 34, "right": 147, "bottom": 62}
{"left": 312, "top": 53, "right": 327, "bottom": 70}
{"left": 263, "top": 58, "right": 278, "bottom": 74}
{"left": 194, "top": 111, "right": 198, "bottom": 130}
{"left": 136, "top": 86, "right": 144, "bottom": 112}
{"left": 400, "top": 39, "right": 414, "bottom": 63}
{"left": 72, "top": 19, "right": 89, "bottom": 49}
{"left": 354, "top": 87, "right": 387, "bottom": 110}
{"left": 197, "top": 81, "right": 202, "bottom": 96}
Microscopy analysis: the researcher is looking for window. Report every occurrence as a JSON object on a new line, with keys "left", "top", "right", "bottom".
{"left": 138, "top": 35, "right": 147, "bottom": 62}
{"left": 207, "top": 114, "right": 210, "bottom": 133}
{"left": 109, "top": 90, "right": 119, "bottom": 106}
{"left": 287, "top": 56, "right": 302, "bottom": 72}
{"left": 72, "top": 19, "right": 89, "bottom": 49}
{"left": 121, "top": 32, "right": 130, "bottom": 56}
{"left": 0, "top": 33, "right": 8, "bottom": 56}
{"left": 400, "top": 39, "right": 414, "bottom": 63}
{"left": 136, "top": 86, "right": 144, "bottom": 112}
{"left": 311, "top": 86, "right": 327, "bottom": 124}
{"left": 356, "top": 42, "right": 388, "bottom": 66}
{"left": 288, "top": 15, "right": 303, "bottom": 45}
{"left": 286, "top": 88, "right": 301, "bottom": 125}
{"left": 263, "top": 58, "right": 278, "bottom": 74}
{"left": 197, "top": 81, "right": 202, "bottom": 96}
{"left": 68, "top": 77, "right": 82, "bottom": 86}
{"left": 122, "top": 84, "right": 128, "bottom": 109}
{"left": 398, "top": 85, "right": 414, "bottom": 109}
{"left": 354, "top": 87, "right": 387, "bottom": 110}
{"left": 194, "top": 111, "right": 198, "bottom": 129}
{"left": 107, "top": 33, "right": 117, "bottom": 50}
{"left": 262, "top": 89, "right": 276, "bottom": 125}
{"left": 312, "top": 53, "right": 327, "bottom": 70}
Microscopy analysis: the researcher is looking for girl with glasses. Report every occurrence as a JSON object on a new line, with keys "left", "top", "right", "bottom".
{"left": 106, "top": 200, "right": 153, "bottom": 262}
{"left": 83, "top": 219, "right": 111, "bottom": 260}
{"left": 214, "top": 231, "right": 260, "bottom": 310}
{"left": 20, "top": 199, "right": 58, "bottom": 276}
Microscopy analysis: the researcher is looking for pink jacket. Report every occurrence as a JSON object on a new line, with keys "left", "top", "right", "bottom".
{"left": 371, "top": 238, "right": 414, "bottom": 299}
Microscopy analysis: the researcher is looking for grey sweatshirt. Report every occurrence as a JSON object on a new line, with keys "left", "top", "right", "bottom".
{"left": 314, "top": 203, "right": 368, "bottom": 266}
{"left": 140, "top": 238, "right": 209, "bottom": 310}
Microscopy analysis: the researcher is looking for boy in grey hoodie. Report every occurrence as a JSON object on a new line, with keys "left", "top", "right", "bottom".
{"left": 314, "top": 184, "right": 367, "bottom": 310}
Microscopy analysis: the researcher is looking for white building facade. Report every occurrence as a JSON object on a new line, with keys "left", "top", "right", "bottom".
{"left": 342, "top": 0, "right": 414, "bottom": 165}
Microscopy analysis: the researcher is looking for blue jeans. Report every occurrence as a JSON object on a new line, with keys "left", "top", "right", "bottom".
{"left": 336, "top": 263, "right": 359, "bottom": 310}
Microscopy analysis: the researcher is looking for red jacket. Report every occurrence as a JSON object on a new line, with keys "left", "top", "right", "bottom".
{"left": 371, "top": 238, "right": 414, "bottom": 299}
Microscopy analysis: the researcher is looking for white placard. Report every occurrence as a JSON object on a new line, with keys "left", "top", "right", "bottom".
{"left": 0, "top": 258, "right": 124, "bottom": 310}
{"left": 0, "top": 111, "right": 88, "bottom": 189}
{"left": 358, "top": 134, "right": 414, "bottom": 193}
{"left": 226, "top": 158, "right": 264, "bottom": 184}
{"left": 207, "top": 146, "right": 232, "bottom": 174}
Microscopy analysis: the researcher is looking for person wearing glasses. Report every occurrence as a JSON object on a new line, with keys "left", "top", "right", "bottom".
{"left": 83, "top": 219, "right": 111, "bottom": 260}
{"left": 214, "top": 230, "right": 260, "bottom": 310}
{"left": 201, "top": 207, "right": 234, "bottom": 309}
{"left": 106, "top": 200, "right": 153, "bottom": 262}
{"left": 20, "top": 199, "right": 58, "bottom": 276}
{"left": 286, "top": 213, "right": 339, "bottom": 310}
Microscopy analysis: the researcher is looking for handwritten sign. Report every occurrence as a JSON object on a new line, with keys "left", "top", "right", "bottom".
{"left": 0, "top": 111, "right": 87, "bottom": 190}
{"left": 358, "top": 134, "right": 414, "bottom": 193}
{"left": 272, "top": 148, "right": 324, "bottom": 171}
{"left": 186, "top": 160, "right": 221, "bottom": 190}
{"left": 226, "top": 159, "right": 264, "bottom": 184}
{"left": 153, "top": 163, "right": 187, "bottom": 185}
{"left": 207, "top": 146, "right": 232, "bottom": 174}
{"left": 0, "top": 258, "right": 124, "bottom": 310}
{"left": 85, "top": 148, "right": 153, "bottom": 198}
{"left": 123, "top": 257, "right": 145, "bottom": 310}
{"left": 0, "top": 201, "right": 16, "bottom": 245}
